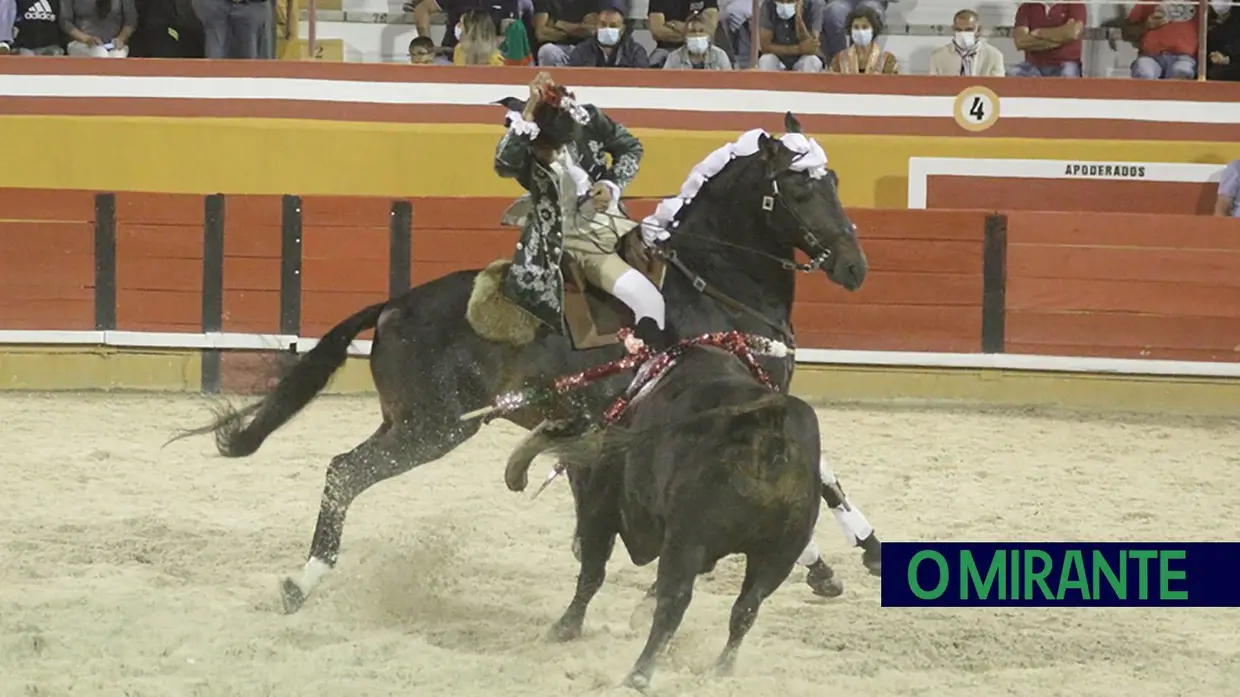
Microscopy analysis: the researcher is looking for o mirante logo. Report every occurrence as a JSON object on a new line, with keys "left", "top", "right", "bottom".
{"left": 881, "top": 542, "right": 1238, "bottom": 607}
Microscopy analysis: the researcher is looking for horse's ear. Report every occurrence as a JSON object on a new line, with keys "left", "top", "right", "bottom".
{"left": 783, "top": 112, "right": 803, "bottom": 134}
{"left": 757, "top": 132, "right": 781, "bottom": 161}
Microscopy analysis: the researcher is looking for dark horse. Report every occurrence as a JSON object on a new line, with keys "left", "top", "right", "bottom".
{"left": 531, "top": 344, "right": 825, "bottom": 690}
{"left": 175, "top": 113, "right": 870, "bottom": 614}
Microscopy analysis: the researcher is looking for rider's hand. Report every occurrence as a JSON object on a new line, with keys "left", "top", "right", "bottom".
{"left": 589, "top": 182, "right": 613, "bottom": 209}
{"left": 528, "top": 72, "right": 554, "bottom": 104}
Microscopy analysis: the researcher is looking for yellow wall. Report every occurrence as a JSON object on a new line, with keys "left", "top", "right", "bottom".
{"left": 3, "top": 115, "right": 1238, "bottom": 207}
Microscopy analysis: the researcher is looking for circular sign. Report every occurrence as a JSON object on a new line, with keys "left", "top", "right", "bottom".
{"left": 953, "top": 86, "right": 1000, "bottom": 132}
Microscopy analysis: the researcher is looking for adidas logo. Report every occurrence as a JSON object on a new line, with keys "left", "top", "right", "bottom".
{"left": 23, "top": 0, "right": 57, "bottom": 21}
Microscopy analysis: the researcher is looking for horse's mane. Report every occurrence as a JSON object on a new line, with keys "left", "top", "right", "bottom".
{"left": 660, "top": 150, "right": 796, "bottom": 302}
{"left": 671, "top": 153, "right": 763, "bottom": 233}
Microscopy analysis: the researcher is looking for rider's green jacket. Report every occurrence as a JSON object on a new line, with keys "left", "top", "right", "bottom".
{"left": 493, "top": 104, "right": 643, "bottom": 333}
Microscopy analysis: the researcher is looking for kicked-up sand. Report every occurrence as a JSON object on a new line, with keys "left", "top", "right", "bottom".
{"left": 1, "top": 392, "right": 1238, "bottom": 697}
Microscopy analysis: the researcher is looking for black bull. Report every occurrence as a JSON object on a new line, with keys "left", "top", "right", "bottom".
{"left": 172, "top": 113, "right": 875, "bottom": 615}
{"left": 534, "top": 346, "right": 825, "bottom": 690}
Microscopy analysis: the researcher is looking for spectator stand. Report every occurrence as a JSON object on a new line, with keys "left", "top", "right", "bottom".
{"left": 293, "top": 0, "right": 1175, "bottom": 76}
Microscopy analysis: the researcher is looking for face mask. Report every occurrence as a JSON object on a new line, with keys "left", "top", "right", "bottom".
{"left": 686, "top": 35, "right": 709, "bottom": 54}
{"left": 454, "top": 24, "right": 463, "bottom": 41}
{"left": 597, "top": 26, "right": 620, "bottom": 45}
{"left": 953, "top": 30, "right": 976, "bottom": 49}
{"left": 851, "top": 27, "right": 872, "bottom": 46}
{"left": 775, "top": 2, "right": 796, "bottom": 19}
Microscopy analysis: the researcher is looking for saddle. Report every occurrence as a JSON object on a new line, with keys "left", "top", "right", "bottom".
{"left": 499, "top": 195, "right": 667, "bottom": 350}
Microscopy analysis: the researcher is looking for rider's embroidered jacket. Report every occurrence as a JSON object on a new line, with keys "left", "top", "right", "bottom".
{"left": 493, "top": 103, "right": 643, "bottom": 333}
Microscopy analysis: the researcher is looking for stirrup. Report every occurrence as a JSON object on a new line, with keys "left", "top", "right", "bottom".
{"left": 632, "top": 317, "right": 669, "bottom": 352}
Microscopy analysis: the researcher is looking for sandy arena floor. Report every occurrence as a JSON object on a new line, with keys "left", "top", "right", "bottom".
{"left": 2, "top": 392, "right": 1238, "bottom": 697}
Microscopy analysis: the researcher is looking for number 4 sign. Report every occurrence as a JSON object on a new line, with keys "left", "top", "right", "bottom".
{"left": 953, "top": 86, "right": 1000, "bottom": 132}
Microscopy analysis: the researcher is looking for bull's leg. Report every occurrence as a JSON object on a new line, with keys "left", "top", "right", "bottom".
{"left": 627, "top": 579, "right": 659, "bottom": 633}
{"left": 819, "top": 455, "right": 882, "bottom": 577}
{"left": 279, "top": 418, "right": 480, "bottom": 614}
{"left": 546, "top": 494, "right": 616, "bottom": 642}
{"left": 622, "top": 539, "right": 704, "bottom": 691}
{"left": 713, "top": 550, "right": 797, "bottom": 677}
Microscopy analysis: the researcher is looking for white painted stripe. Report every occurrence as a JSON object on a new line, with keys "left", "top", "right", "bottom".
{"left": 906, "top": 157, "right": 1226, "bottom": 209}
{"left": 0, "top": 329, "right": 1235, "bottom": 378}
{"left": 2, "top": 74, "right": 1239, "bottom": 126}
{"left": 0, "top": 330, "right": 372, "bottom": 357}
{"left": 795, "top": 349, "right": 1240, "bottom": 378}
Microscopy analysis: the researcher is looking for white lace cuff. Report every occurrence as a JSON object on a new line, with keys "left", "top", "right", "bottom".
{"left": 598, "top": 180, "right": 621, "bottom": 206}
{"left": 506, "top": 110, "right": 540, "bottom": 139}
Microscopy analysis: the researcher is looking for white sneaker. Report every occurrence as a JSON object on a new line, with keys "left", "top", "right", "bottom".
{"left": 0, "top": 41, "right": 12, "bottom": 55}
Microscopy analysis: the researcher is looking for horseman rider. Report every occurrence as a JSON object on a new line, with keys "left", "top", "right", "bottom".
{"left": 494, "top": 72, "right": 670, "bottom": 352}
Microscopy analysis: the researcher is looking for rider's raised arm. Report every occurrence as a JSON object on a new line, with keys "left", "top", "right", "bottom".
{"left": 588, "top": 105, "right": 643, "bottom": 194}
{"left": 493, "top": 111, "right": 539, "bottom": 189}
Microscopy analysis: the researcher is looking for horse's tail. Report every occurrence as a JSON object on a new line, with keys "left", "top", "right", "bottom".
{"left": 540, "top": 392, "right": 790, "bottom": 466}
{"left": 168, "top": 301, "right": 387, "bottom": 457}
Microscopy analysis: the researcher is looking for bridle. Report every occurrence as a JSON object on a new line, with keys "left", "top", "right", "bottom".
{"left": 636, "top": 161, "right": 844, "bottom": 350}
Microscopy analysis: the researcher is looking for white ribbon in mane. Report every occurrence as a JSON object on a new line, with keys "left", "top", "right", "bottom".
{"left": 639, "top": 128, "right": 829, "bottom": 244}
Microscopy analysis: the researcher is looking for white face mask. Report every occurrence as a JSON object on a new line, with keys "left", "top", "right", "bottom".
{"left": 775, "top": 2, "right": 796, "bottom": 19}
{"left": 686, "top": 35, "right": 709, "bottom": 54}
{"left": 953, "top": 30, "right": 976, "bottom": 49}
{"left": 597, "top": 26, "right": 620, "bottom": 45}
{"left": 454, "top": 24, "right": 463, "bottom": 41}
{"left": 851, "top": 27, "right": 872, "bottom": 46}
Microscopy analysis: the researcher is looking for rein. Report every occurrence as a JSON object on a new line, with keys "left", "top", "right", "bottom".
{"left": 622, "top": 165, "right": 836, "bottom": 348}
{"left": 658, "top": 248, "right": 795, "bottom": 345}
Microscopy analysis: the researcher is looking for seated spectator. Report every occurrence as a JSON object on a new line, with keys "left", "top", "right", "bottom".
{"left": 7, "top": 0, "right": 66, "bottom": 55}
{"left": 757, "top": 0, "right": 825, "bottom": 72}
{"left": 929, "top": 9, "right": 1004, "bottom": 76}
{"left": 63, "top": 0, "right": 137, "bottom": 57}
{"left": 1008, "top": 0, "right": 1084, "bottom": 77}
{"left": 568, "top": 0, "right": 648, "bottom": 67}
{"left": 0, "top": 0, "right": 12, "bottom": 53}
{"left": 648, "top": 0, "right": 718, "bottom": 67}
{"left": 407, "top": 0, "right": 521, "bottom": 61}
{"left": 664, "top": 10, "right": 732, "bottom": 68}
{"left": 190, "top": 0, "right": 267, "bottom": 58}
{"left": 719, "top": 0, "right": 751, "bottom": 67}
{"left": 454, "top": 8, "right": 504, "bottom": 64}
{"left": 409, "top": 34, "right": 436, "bottom": 63}
{"left": 1207, "top": 2, "right": 1240, "bottom": 80}
{"left": 828, "top": 5, "right": 896, "bottom": 73}
{"left": 821, "top": 0, "right": 885, "bottom": 61}
{"left": 533, "top": 0, "right": 598, "bottom": 66}
{"left": 1215, "top": 159, "right": 1240, "bottom": 216}
{"left": 1125, "top": 2, "right": 1199, "bottom": 79}
{"left": 499, "top": 16, "right": 533, "bottom": 63}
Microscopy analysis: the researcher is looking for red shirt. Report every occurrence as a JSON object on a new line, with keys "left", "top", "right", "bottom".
{"left": 1015, "top": 2, "right": 1086, "bottom": 66}
{"left": 1128, "top": 4, "right": 1199, "bottom": 57}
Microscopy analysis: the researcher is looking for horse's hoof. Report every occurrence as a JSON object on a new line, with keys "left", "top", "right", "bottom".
{"left": 806, "top": 562, "right": 845, "bottom": 598}
{"left": 545, "top": 618, "right": 582, "bottom": 643}
{"left": 860, "top": 535, "right": 882, "bottom": 577}
{"left": 279, "top": 577, "right": 306, "bottom": 614}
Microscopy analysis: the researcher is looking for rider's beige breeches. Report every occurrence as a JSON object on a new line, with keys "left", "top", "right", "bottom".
{"left": 562, "top": 206, "right": 638, "bottom": 292}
